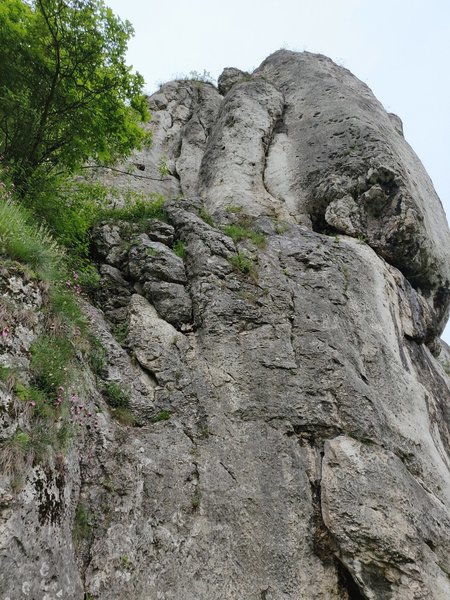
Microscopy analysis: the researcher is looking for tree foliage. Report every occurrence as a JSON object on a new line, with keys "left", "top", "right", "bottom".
{"left": 0, "top": 0, "right": 150, "bottom": 192}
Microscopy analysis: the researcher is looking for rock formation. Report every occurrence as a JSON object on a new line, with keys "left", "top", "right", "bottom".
{"left": 1, "top": 50, "right": 450, "bottom": 599}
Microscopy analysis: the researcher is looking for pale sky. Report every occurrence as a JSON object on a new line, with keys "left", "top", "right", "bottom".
{"left": 107, "top": 0, "right": 450, "bottom": 342}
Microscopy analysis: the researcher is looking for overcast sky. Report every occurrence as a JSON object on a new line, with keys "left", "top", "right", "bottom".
{"left": 107, "top": 0, "right": 450, "bottom": 341}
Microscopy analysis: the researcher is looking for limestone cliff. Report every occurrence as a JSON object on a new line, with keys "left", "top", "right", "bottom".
{"left": 1, "top": 50, "right": 450, "bottom": 599}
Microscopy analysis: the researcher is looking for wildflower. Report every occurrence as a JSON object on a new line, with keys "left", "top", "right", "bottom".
{"left": 2, "top": 327, "right": 9, "bottom": 337}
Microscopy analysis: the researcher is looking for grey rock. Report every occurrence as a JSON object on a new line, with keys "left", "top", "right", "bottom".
{"left": 142, "top": 280, "right": 192, "bottom": 327}
{"left": 127, "top": 234, "right": 187, "bottom": 284}
{"left": 145, "top": 219, "right": 175, "bottom": 245}
{"left": 91, "top": 222, "right": 128, "bottom": 268}
{"left": 2, "top": 51, "right": 450, "bottom": 600}
{"left": 217, "top": 66, "right": 251, "bottom": 95}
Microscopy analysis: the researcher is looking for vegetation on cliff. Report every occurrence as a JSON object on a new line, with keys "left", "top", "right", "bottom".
{"left": 0, "top": 0, "right": 151, "bottom": 476}
{"left": 0, "top": 0, "right": 150, "bottom": 195}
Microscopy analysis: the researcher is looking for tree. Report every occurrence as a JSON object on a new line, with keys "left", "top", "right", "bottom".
{"left": 0, "top": 0, "right": 150, "bottom": 193}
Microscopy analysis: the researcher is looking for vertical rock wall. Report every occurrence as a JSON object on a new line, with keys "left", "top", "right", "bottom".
{"left": 1, "top": 50, "right": 450, "bottom": 599}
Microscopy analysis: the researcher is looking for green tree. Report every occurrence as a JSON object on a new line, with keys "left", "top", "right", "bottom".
{"left": 0, "top": 0, "right": 150, "bottom": 193}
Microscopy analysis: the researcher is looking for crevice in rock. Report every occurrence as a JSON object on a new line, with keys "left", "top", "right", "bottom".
{"left": 220, "top": 461, "right": 237, "bottom": 482}
{"left": 336, "top": 559, "right": 368, "bottom": 600}
{"left": 190, "top": 459, "right": 201, "bottom": 512}
{"left": 262, "top": 101, "right": 287, "bottom": 208}
{"left": 135, "top": 360, "right": 159, "bottom": 387}
{"left": 296, "top": 435, "right": 368, "bottom": 600}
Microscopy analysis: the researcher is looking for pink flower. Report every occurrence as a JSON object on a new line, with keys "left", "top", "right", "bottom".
{"left": 30, "top": 401, "right": 36, "bottom": 407}
{"left": 2, "top": 328, "right": 9, "bottom": 337}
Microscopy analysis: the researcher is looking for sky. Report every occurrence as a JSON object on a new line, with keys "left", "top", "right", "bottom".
{"left": 107, "top": 0, "right": 450, "bottom": 341}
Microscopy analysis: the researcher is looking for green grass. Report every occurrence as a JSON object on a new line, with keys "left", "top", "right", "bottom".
{"left": 99, "top": 193, "right": 167, "bottom": 223}
{"left": 0, "top": 419, "right": 73, "bottom": 479}
{"left": 222, "top": 224, "right": 266, "bottom": 248}
{"left": 30, "top": 335, "right": 75, "bottom": 396}
{"left": 0, "top": 365, "right": 20, "bottom": 391}
{"left": 0, "top": 199, "right": 62, "bottom": 281}
{"left": 47, "top": 284, "right": 88, "bottom": 334}
{"left": 0, "top": 429, "right": 30, "bottom": 477}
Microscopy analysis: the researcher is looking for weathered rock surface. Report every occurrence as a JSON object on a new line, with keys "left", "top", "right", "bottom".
{"left": 1, "top": 50, "right": 450, "bottom": 599}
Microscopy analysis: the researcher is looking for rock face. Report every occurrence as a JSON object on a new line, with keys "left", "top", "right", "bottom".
{"left": 1, "top": 50, "right": 450, "bottom": 599}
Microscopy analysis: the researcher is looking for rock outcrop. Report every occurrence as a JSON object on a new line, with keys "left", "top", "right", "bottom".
{"left": 1, "top": 50, "right": 450, "bottom": 599}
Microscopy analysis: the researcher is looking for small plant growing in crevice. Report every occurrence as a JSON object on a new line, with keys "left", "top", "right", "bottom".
{"left": 191, "top": 488, "right": 201, "bottom": 510}
{"left": 151, "top": 410, "right": 172, "bottom": 422}
{"left": 110, "top": 407, "right": 137, "bottom": 426}
{"left": 197, "top": 427, "right": 210, "bottom": 439}
{"left": 158, "top": 157, "right": 171, "bottom": 178}
{"left": 181, "top": 69, "right": 215, "bottom": 85}
{"left": 225, "top": 204, "right": 243, "bottom": 214}
{"left": 172, "top": 239, "right": 186, "bottom": 259}
{"left": 112, "top": 322, "right": 129, "bottom": 344}
{"left": 100, "top": 379, "right": 136, "bottom": 424}
{"left": 198, "top": 208, "right": 214, "bottom": 226}
{"left": 275, "top": 222, "right": 288, "bottom": 235}
{"left": 0, "top": 429, "right": 30, "bottom": 477}
{"left": 229, "top": 252, "right": 256, "bottom": 277}
{"left": 72, "top": 503, "right": 93, "bottom": 547}
{"left": 222, "top": 224, "right": 266, "bottom": 249}
{"left": 102, "top": 382, "right": 130, "bottom": 408}
{"left": 87, "top": 337, "right": 107, "bottom": 377}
